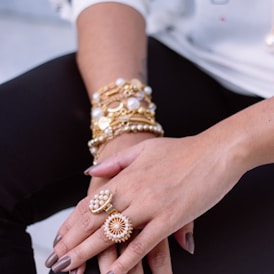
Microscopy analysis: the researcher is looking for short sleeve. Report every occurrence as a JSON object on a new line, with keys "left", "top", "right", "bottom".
{"left": 50, "top": 0, "right": 150, "bottom": 22}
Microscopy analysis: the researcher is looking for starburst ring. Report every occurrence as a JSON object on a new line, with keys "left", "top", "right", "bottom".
{"left": 89, "top": 189, "right": 133, "bottom": 243}
{"left": 104, "top": 213, "right": 133, "bottom": 243}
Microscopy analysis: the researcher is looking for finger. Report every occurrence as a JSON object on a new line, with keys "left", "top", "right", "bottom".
{"left": 49, "top": 206, "right": 148, "bottom": 272}
{"left": 53, "top": 196, "right": 92, "bottom": 241}
{"left": 51, "top": 196, "right": 104, "bottom": 250}
{"left": 119, "top": 231, "right": 144, "bottom": 274}
{"left": 98, "top": 245, "right": 118, "bottom": 273}
{"left": 69, "top": 263, "right": 86, "bottom": 274}
{"left": 50, "top": 226, "right": 114, "bottom": 273}
{"left": 85, "top": 142, "right": 143, "bottom": 177}
{"left": 173, "top": 221, "right": 195, "bottom": 254}
{"left": 147, "top": 238, "right": 172, "bottom": 274}
{"left": 53, "top": 209, "right": 106, "bottom": 256}
{"left": 106, "top": 219, "right": 166, "bottom": 274}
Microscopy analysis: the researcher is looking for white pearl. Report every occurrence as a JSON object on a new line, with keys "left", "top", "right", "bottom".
{"left": 92, "top": 92, "right": 100, "bottom": 102}
{"left": 148, "top": 103, "right": 156, "bottom": 112}
{"left": 127, "top": 97, "right": 140, "bottom": 110}
{"left": 98, "top": 117, "right": 111, "bottom": 130}
{"left": 136, "top": 91, "right": 144, "bottom": 100}
{"left": 104, "top": 127, "right": 113, "bottom": 135}
{"left": 90, "top": 147, "right": 97, "bottom": 155}
{"left": 116, "top": 78, "right": 125, "bottom": 86}
{"left": 92, "top": 108, "right": 102, "bottom": 119}
{"left": 144, "top": 86, "right": 152, "bottom": 95}
{"left": 113, "top": 223, "right": 120, "bottom": 230}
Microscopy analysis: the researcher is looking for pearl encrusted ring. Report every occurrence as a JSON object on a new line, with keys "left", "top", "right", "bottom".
{"left": 89, "top": 190, "right": 133, "bottom": 243}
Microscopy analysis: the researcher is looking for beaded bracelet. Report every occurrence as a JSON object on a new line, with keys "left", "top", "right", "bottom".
{"left": 88, "top": 78, "right": 164, "bottom": 164}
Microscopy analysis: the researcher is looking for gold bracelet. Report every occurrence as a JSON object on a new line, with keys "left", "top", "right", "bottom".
{"left": 88, "top": 78, "right": 163, "bottom": 164}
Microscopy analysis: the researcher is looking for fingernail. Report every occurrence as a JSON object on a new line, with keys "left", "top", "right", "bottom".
{"left": 106, "top": 271, "right": 115, "bottom": 274}
{"left": 84, "top": 163, "right": 100, "bottom": 175}
{"left": 70, "top": 269, "right": 78, "bottom": 274}
{"left": 45, "top": 251, "right": 58, "bottom": 268}
{"left": 185, "top": 232, "right": 195, "bottom": 254}
{"left": 52, "top": 256, "right": 71, "bottom": 273}
{"left": 53, "top": 234, "right": 62, "bottom": 247}
{"left": 84, "top": 166, "right": 93, "bottom": 175}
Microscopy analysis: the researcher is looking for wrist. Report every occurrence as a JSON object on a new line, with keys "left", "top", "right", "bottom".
{"left": 95, "top": 132, "right": 156, "bottom": 163}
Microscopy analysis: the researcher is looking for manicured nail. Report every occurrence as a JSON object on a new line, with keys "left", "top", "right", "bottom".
{"left": 106, "top": 271, "right": 115, "bottom": 274}
{"left": 84, "top": 164, "right": 99, "bottom": 175}
{"left": 45, "top": 251, "right": 58, "bottom": 268}
{"left": 53, "top": 234, "right": 62, "bottom": 247}
{"left": 185, "top": 232, "right": 195, "bottom": 254}
{"left": 52, "top": 256, "right": 71, "bottom": 273}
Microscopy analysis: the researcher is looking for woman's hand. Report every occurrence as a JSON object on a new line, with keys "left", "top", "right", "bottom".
{"left": 45, "top": 123, "right": 246, "bottom": 274}
{"left": 45, "top": 133, "right": 182, "bottom": 274}
{"left": 97, "top": 237, "right": 172, "bottom": 274}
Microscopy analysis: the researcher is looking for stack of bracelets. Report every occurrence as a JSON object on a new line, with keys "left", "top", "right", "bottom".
{"left": 88, "top": 78, "right": 164, "bottom": 164}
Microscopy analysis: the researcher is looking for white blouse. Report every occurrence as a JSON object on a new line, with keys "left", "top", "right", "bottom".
{"left": 50, "top": 0, "right": 274, "bottom": 98}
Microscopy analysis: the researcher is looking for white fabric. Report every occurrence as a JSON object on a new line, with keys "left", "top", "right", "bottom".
{"left": 51, "top": 0, "right": 274, "bottom": 98}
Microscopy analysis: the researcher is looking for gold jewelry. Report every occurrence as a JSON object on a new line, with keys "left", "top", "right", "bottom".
{"left": 89, "top": 189, "right": 133, "bottom": 243}
{"left": 88, "top": 78, "right": 164, "bottom": 164}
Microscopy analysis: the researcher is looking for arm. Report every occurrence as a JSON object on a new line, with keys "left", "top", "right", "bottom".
{"left": 45, "top": 3, "right": 181, "bottom": 274}
{"left": 76, "top": 3, "right": 147, "bottom": 94}
{"left": 84, "top": 96, "right": 274, "bottom": 273}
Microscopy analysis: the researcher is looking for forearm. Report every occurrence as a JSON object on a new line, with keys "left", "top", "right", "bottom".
{"left": 76, "top": 3, "right": 147, "bottom": 97}
{"left": 204, "top": 96, "right": 274, "bottom": 174}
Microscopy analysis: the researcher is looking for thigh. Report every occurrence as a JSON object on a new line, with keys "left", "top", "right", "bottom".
{"left": 0, "top": 53, "right": 92, "bottom": 225}
{"left": 147, "top": 38, "right": 273, "bottom": 273}
{"left": 170, "top": 164, "right": 274, "bottom": 274}
{"left": 147, "top": 37, "right": 262, "bottom": 137}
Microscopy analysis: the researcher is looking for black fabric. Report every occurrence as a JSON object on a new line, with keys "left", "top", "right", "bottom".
{"left": 1, "top": 38, "right": 274, "bottom": 274}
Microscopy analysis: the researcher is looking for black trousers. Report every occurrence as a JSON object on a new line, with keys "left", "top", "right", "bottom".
{"left": 1, "top": 38, "right": 274, "bottom": 274}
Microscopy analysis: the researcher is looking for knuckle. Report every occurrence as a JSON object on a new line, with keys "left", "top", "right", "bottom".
{"left": 149, "top": 250, "right": 170, "bottom": 269}
{"left": 129, "top": 241, "right": 146, "bottom": 256}
{"left": 59, "top": 223, "right": 70, "bottom": 235}
{"left": 97, "top": 226, "right": 112, "bottom": 244}
{"left": 72, "top": 246, "right": 85, "bottom": 263}
{"left": 79, "top": 213, "right": 94, "bottom": 234}
{"left": 115, "top": 260, "right": 129, "bottom": 274}
{"left": 55, "top": 240, "right": 69, "bottom": 254}
{"left": 77, "top": 199, "right": 89, "bottom": 216}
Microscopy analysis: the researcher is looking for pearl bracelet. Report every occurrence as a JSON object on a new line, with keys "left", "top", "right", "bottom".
{"left": 88, "top": 78, "right": 164, "bottom": 164}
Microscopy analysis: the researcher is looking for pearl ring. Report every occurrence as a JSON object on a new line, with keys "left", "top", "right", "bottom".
{"left": 89, "top": 190, "right": 133, "bottom": 243}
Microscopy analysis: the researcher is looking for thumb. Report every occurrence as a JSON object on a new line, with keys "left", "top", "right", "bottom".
{"left": 173, "top": 221, "right": 195, "bottom": 254}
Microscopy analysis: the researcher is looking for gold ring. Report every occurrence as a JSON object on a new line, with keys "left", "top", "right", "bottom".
{"left": 89, "top": 189, "right": 133, "bottom": 243}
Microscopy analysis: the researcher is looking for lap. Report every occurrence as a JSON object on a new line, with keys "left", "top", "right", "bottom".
{"left": 0, "top": 39, "right": 272, "bottom": 273}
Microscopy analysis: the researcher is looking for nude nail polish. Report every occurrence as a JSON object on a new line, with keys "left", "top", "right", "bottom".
{"left": 52, "top": 256, "right": 71, "bottom": 273}
{"left": 53, "top": 234, "right": 62, "bottom": 247}
{"left": 105, "top": 271, "right": 115, "bottom": 274}
{"left": 185, "top": 232, "right": 195, "bottom": 254}
{"left": 45, "top": 251, "right": 58, "bottom": 268}
{"left": 84, "top": 163, "right": 100, "bottom": 175}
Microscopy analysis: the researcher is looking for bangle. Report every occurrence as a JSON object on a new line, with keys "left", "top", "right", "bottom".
{"left": 88, "top": 78, "right": 164, "bottom": 164}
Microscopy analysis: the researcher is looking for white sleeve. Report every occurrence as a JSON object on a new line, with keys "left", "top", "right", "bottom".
{"left": 50, "top": 0, "right": 150, "bottom": 22}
